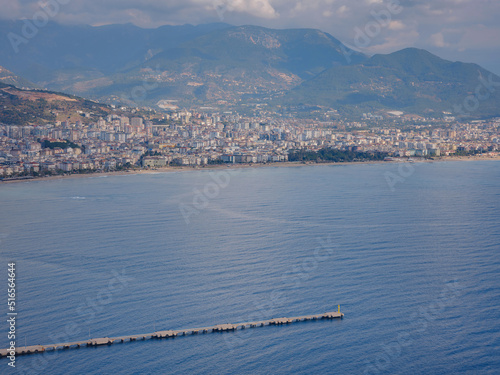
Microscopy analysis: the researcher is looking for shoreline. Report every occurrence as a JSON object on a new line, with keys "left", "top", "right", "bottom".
{"left": 1, "top": 154, "right": 499, "bottom": 185}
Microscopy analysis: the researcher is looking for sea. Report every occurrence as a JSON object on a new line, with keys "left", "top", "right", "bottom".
{"left": 0, "top": 160, "right": 499, "bottom": 374}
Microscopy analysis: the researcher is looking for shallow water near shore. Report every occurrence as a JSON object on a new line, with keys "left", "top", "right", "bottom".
{"left": 0, "top": 161, "right": 499, "bottom": 374}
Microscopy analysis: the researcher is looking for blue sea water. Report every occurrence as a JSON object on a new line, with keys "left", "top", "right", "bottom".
{"left": 0, "top": 160, "right": 499, "bottom": 374}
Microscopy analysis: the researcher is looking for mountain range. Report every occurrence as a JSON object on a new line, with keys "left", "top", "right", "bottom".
{"left": 1, "top": 21, "right": 499, "bottom": 118}
{"left": 282, "top": 48, "right": 500, "bottom": 116}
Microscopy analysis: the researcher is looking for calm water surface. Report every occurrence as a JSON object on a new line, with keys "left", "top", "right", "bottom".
{"left": 0, "top": 161, "right": 499, "bottom": 374}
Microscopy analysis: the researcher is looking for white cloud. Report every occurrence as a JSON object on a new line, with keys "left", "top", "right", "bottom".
{"left": 337, "top": 5, "right": 349, "bottom": 16}
{"left": 430, "top": 32, "right": 449, "bottom": 47}
{"left": 388, "top": 20, "right": 405, "bottom": 30}
{"left": 225, "top": 0, "right": 278, "bottom": 19}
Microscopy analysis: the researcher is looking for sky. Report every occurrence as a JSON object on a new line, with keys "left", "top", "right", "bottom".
{"left": 1, "top": 0, "right": 500, "bottom": 75}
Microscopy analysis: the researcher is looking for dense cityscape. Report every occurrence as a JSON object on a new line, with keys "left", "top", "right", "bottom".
{"left": 1, "top": 108, "right": 499, "bottom": 178}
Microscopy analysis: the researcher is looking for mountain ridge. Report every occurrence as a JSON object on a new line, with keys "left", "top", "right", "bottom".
{"left": 1, "top": 22, "right": 499, "bottom": 118}
{"left": 0, "top": 65, "right": 37, "bottom": 89}
{"left": 280, "top": 47, "right": 500, "bottom": 117}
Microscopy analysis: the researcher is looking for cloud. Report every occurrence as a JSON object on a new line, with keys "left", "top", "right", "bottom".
{"left": 213, "top": 0, "right": 278, "bottom": 20}
{"left": 430, "top": 32, "right": 449, "bottom": 48}
{"left": 336, "top": 5, "right": 349, "bottom": 17}
{"left": 388, "top": 20, "right": 405, "bottom": 30}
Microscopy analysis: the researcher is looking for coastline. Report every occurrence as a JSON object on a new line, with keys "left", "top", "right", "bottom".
{"left": 1, "top": 154, "right": 499, "bottom": 185}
